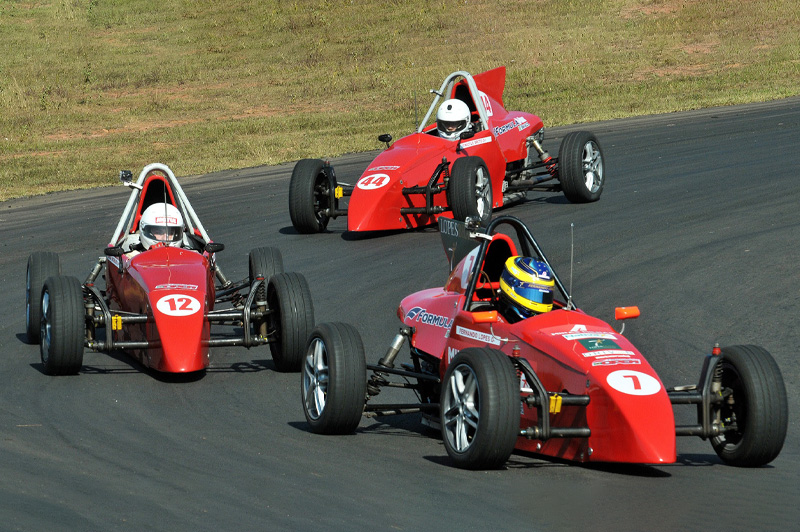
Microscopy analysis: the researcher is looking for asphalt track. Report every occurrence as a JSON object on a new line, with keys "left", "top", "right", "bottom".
{"left": 1, "top": 98, "right": 799, "bottom": 531}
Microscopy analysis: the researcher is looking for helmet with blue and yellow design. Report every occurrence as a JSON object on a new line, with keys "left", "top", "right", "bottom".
{"left": 499, "top": 256, "right": 554, "bottom": 318}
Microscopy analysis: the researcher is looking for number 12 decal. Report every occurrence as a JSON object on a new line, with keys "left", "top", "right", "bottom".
{"left": 156, "top": 294, "right": 201, "bottom": 317}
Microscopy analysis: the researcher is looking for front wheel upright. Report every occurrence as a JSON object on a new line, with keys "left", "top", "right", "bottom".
{"left": 709, "top": 345, "right": 788, "bottom": 467}
{"left": 289, "top": 159, "right": 333, "bottom": 233}
{"left": 40, "top": 276, "right": 85, "bottom": 376}
{"left": 440, "top": 347, "right": 519, "bottom": 469}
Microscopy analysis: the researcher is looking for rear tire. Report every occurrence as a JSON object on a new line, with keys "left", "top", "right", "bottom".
{"left": 267, "top": 272, "right": 315, "bottom": 372}
{"left": 710, "top": 345, "right": 788, "bottom": 467}
{"left": 26, "top": 252, "right": 61, "bottom": 344}
{"left": 289, "top": 159, "right": 332, "bottom": 233}
{"left": 558, "top": 131, "right": 604, "bottom": 203}
{"left": 449, "top": 156, "right": 493, "bottom": 226}
{"left": 40, "top": 276, "right": 85, "bottom": 376}
{"left": 440, "top": 348, "right": 519, "bottom": 469}
{"left": 302, "top": 322, "right": 367, "bottom": 434}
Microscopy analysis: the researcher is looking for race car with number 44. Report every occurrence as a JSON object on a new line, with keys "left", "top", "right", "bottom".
{"left": 301, "top": 216, "right": 787, "bottom": 469}
{"left": 289, "top": 66, "right": 605, "bottom": 233}
{"left": 25, "top": 163, "right": 315, "bottom": 377}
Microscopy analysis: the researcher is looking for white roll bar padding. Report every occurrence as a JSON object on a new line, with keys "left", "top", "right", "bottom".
{"left": 416, "top": 71, "right": 490, "bottom": 135}
{"left": 108, "top": 163, "right": 212, "bottom": 247}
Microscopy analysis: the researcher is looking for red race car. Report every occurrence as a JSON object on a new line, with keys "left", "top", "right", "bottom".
{"left": 301, "top": 216, "right": 788, "bottom": 469}
{"left": 289, "top": 66, "right": 604, "bottom": 233}
{"left": 26, "top": 163, "right": 314, "bottom": 376}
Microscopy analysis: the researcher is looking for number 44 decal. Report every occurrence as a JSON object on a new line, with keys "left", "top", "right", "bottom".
{"left": 156, "top": 294, "right": 201, "bottom": 317}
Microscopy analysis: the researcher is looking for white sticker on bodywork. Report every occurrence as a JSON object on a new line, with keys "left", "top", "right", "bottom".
{"left": 606, "top": 370, "right": 661, "bottom": 396}
{"left": 357, "top": 174, "right": 390, "bottom": 190}
{"left": 156, "top": 294, "right": 201, "bottom": 317}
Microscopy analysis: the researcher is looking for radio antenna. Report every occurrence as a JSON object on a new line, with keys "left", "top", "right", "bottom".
{"left": 568, "top": 222, "right": 575, "bottom": 310}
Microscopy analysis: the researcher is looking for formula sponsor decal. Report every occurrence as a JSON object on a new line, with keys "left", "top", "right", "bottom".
{"left": 405, "top": 307, "right": 453, "bottom": 329}
{"left": 367, "top": 165, "right": 400, "bottom": 171}
{"left": 455, "top": 326, "right": 501, "bottom": 346}
{"left": 593, "top": 359, "right": 641, "bottom": 367}
{"left": 460, "top": 136, "right": 492, "bottom": 149}
{"left": 156, "top": 294, "right": 201, "bottom": 317}
{"left": 492, "top": 117, "right": 530, "bottom": 137}
{"left": 607, "top": 370, "right": 661, "bottom": 396}
{"left": 155, "top": 283, "right": 198, "bottom": 291}
{"left": 357, "top": 174, "right": 390, "bottom": 190}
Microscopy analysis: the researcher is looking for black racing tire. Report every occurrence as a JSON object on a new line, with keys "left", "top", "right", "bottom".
{"left": 440, "top": 347, "right": 519, "bottom": 469}
{"left": 449, "top": 156, "right": 493, "bottom": 226}
{"left": 266, "top": 272, "right": 315, "bottom": 372}
{"left": 249, "top": 247, "right": 284, "bottom": 285}
{"left": 710, "top": 345, "right": 788, "bottom": 467}
{"left": 558, "top": 131, "right": 604, "bottom": 203}
{"left": 26, "top": 252, "right": 61, "bottom": 344}
{"left": 289, "top": 158, "right": 332, "bottom": 233}
{"left": 301, "top": 322, "right": 367, "bottom": 434}
{"left": 40, "top": 276, "right": 85, "bottom": 376}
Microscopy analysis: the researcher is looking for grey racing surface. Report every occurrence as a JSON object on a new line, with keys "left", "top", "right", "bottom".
{"left": 1, "top": 98, "right": 799, "bottom": 531}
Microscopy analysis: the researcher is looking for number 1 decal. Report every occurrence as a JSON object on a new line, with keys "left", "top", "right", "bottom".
{"left": 606, "top": 370, "right": 661, "bottom": 396}
{"left": 156, "top": 294, "right": 201, "bottom": 317}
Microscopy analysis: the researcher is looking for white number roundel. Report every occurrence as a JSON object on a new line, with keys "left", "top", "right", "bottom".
{"left": 156, "top": 295, "right": 201, "bottom": 316}
{"left": 357, "top": 174, "right": 390, "bottom": 190}
{"left": 606, "top": 370, "right": 661, "bottom": 396}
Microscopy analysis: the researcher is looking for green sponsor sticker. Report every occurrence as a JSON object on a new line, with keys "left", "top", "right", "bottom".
{"left": 578, "top": 338, "right": 621, "bottom": 351}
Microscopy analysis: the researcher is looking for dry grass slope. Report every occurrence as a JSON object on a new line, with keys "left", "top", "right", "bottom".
{"left": 1, "top": 0, "right": 798, "bottom": 200}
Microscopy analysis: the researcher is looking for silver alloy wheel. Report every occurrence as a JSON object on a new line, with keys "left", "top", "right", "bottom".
{"left": 475, "top": 166, "right": 491, "bottom": 218}
{"left": 442, "top": 363, "right": 481, "bottom": 452}
{"left": 582, "top": 140, "right": 604, "bottom": 193}
{"left": 40, "top": 289, "right": 51, "bottom": 362}
{"left": 303, "top": 337, "right": 329, "bottom": 420}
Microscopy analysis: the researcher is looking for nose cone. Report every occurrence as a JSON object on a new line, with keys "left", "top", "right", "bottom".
{"left": 149, "top": 291, "right": 209, "bottom": 372}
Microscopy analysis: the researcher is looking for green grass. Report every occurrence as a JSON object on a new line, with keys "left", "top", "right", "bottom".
{"left": 1, "top": 0, "right": 798, "bottom": 200}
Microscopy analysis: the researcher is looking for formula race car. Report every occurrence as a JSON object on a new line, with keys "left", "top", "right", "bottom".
{"left": 289, "top": 66, "right": 604, "bottom": 233}
{"left": 25, "top": 163, "right": 314, "bottom": 376}
{"left": 301, "top": 216, "right": 787, "bottom": 469}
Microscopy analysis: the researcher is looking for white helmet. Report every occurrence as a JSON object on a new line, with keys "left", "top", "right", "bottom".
{"left": 436, "top": 99, "right": 471, "bottom": 140}
{"left": 139, "top": 203, "right": 184, "bottom": 250}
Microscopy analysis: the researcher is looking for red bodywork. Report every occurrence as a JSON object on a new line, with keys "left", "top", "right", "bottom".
{"left": 397, "top": 223, "right": 677, "bottom": 464}
{"left": 347, "top": 67, "right": 543, "bottom": 232}
{"left": 105, "top": 246, "right": 215, "bottom": 373}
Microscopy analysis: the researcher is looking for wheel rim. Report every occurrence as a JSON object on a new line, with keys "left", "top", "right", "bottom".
{"left": 312, "top": 173, "right": 331, "bottom": 225}
{"left": 442, "top": 364, "right": 480, "bottom": 453}
{"left": 712, "top": 361, "right": 748, "bottom": 448}
{"left": 40, "top": 289, "right": 51, "bottom": 362}
{"left": 303, "top": 337, "right": 329, "bottom": 420}
{"left": 475, "top": 166, "right": 491, "bottom": 218}
{"left": 26, "top": 266, "right": 31, "bottom": 330}
{"left": 581, "top": 140, "right": 603, "bottom": 193}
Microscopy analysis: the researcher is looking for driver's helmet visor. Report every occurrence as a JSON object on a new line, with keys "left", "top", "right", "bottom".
{"left": 142, "top": 220, "right": 183, "bottom": 243}
{"left": 437, "top": 119, "right": 468, "bottom": 133}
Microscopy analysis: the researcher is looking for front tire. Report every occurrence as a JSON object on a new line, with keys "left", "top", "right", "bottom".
{"left": 40, "top": 276, "right": 85, "bottom": 376}
{"left": 267, "top": 272, "right": 315, "bottom": 372}
{"left": 710, "top": 345, "right": 788, "bottom": 467}
{"left": 558, "top": 131, "right": 604, "bottom": 203}
{"left": 449, "top": 156, "right": 493, "bottom": 226}
{"left": 302, "top": 322, "right": 367, "bottom": 434}
{"left": 26, "top": 252, "right": 61, "bottom": 344}
{"left": 289, "top": 159, "right": 332, "bottom": 233}
{"left": 440, "top": 348, "right": 519, "bottom": 469}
